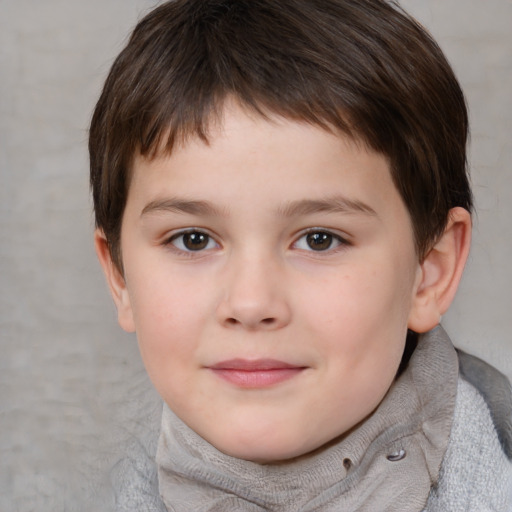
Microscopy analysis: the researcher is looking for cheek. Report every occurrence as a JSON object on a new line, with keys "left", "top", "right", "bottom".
{"left": 305, "top": 269, "right": 390, "bottom": 325}
{"left": 300, "top": 259, "right": 414, "bottom": 361}
{"left": 124, "top": 265, "right": 213, "bottom": 378}
{"left": 129, "top": 285, "right": 210, "bottom": 414}
{"left": 126, "top": 249, "right": 211, "bottom": 326}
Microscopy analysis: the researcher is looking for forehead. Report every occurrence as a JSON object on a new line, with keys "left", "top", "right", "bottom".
{"left": 135, "top": 97, "right": 360, "bottom": 175}
{"left": 127, "top": 103, "right": 405, "bottom": 224}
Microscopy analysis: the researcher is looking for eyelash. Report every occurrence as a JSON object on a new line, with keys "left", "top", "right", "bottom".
{"left": 293, "top": 229, "right": 351, "bottom": 253}
{"left": 163, "top": 228, "right": 351, "bottom": 256}
{"left": 165, "top": 229, "right": 220, "bottom": 255}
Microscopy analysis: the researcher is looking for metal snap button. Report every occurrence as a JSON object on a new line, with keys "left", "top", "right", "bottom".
{"left": 386, "top": 449, "right": 406, "bottom": 462}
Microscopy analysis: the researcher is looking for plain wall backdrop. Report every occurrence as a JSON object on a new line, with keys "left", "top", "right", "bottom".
{"left": 1, "top": 1, "right": 511, "bottom": 510}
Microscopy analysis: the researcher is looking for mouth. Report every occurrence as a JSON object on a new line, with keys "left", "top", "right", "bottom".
{"left": 207, "top": 359, "right": 307, "bottom": 388}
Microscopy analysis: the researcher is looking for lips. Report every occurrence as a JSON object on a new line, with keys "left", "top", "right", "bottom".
{"left": 208, "top": 359, "right": 306, "bottom": 388}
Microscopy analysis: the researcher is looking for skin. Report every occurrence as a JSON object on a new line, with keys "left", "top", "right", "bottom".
{"left": 96, "top": 102, "right": 471, "bottom": 463}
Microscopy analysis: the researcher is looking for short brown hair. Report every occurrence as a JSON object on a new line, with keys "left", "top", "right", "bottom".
{"left": 89, "top": 0, "right": 472, "bottom": 270}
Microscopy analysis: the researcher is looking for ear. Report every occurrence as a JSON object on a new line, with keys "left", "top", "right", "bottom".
{"left": 94, "top": 229, "right": 136, "bottom": 332}
{"left": 408, "top": 207, "right": 472, "bottom": 333}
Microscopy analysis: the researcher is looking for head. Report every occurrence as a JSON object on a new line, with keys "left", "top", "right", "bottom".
{"left": 90, "top": 0, "right": 472, "bottom": 462}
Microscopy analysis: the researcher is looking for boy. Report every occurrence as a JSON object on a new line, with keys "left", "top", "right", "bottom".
{"left": 89, "top": 0, "right": 512, "bottom": 510}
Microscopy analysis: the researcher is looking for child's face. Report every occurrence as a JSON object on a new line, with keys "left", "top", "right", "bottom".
{"left": 116, "top": 103, "right": 423, "bottom": 463}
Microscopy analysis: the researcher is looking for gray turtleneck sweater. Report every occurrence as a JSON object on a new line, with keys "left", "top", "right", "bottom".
{"left": 111, "top": 326, "right": 512, "bottom": 511}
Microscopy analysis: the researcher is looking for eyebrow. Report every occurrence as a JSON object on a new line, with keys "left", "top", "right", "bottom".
{"left": 277, "top": 196, "right": 378, "bottom": 217}
{"left": 141, "top": 198, "right": 227, "bottom": 217}
{"left": 141, "top": 195, "right": 377, "bottom": 219}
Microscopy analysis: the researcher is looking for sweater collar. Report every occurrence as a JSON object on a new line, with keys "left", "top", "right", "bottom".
{"left": 156, "top": 326, "right": 458, "bottom": 511}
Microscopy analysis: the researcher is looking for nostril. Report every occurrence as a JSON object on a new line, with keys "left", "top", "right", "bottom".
{"left": 224, "top": 317, "right": 275, "bottom": 329}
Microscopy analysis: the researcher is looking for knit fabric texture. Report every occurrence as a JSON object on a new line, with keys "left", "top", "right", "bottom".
{"left": 423, "top": 378, "right": 512, "bottom": 511}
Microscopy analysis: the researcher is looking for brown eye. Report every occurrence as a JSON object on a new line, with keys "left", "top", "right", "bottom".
{"left": 306, "top": 232, "right": 334, "bottom": 251}
{"left": 293, "top": 230, "right": 347, "bottom": 253}
{"left": 183, "top": 232, "right": 209, "bottom": 250}
{"left": 170, "top": 231, "right": 217, "bottom": 252}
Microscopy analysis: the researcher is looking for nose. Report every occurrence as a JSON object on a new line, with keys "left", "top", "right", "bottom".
{"left": 216, "top": 255, "right": 292, "bottom": 331}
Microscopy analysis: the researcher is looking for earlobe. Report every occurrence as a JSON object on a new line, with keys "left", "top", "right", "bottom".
{"left": 94, "top": 230, "right": 136, "bottom": 333}
{"left": 408, "top": 207, "right": 472, "bottom": 333}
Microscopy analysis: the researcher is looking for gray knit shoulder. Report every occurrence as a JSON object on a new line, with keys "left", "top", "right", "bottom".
{"left": 457, "top": 349, "right": 512, "bottom": 460}
{"left": 110, "top": 438, "right": 167, "bottom": 512}
{"left": 424, "top": 378, "right": 512, "bottom": 511}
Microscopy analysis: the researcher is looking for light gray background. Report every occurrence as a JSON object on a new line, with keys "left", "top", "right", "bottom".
{"left": 1, "top": 1, "right": 511, "bottom": 510}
